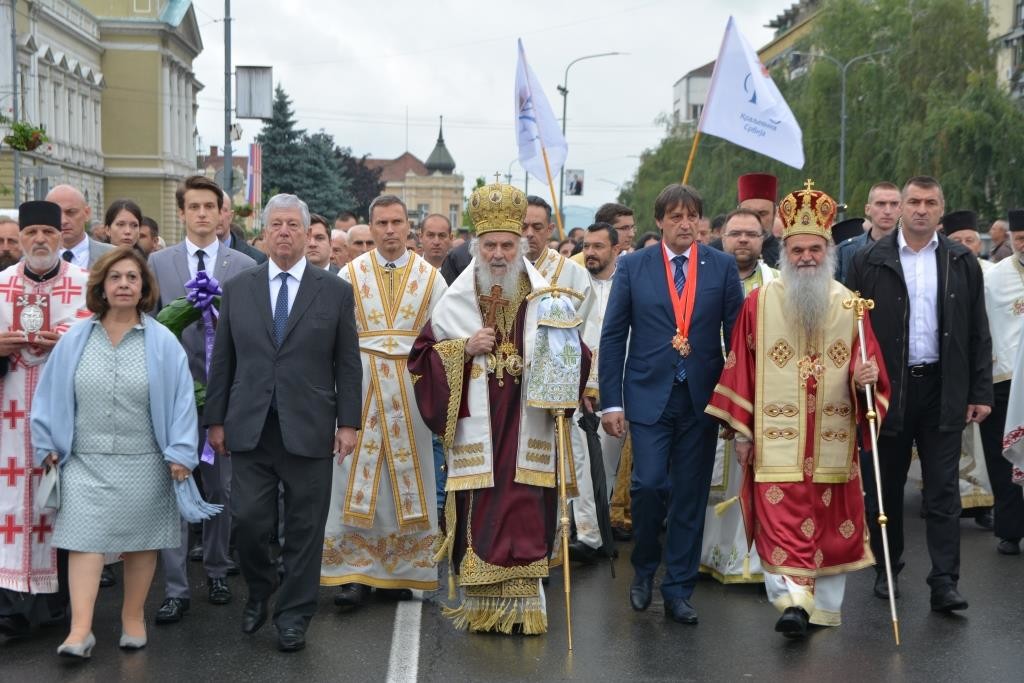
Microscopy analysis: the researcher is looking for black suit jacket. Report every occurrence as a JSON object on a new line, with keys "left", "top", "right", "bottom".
{"left": 228, "top": 233, "right": 269, "bottom": 264}
{"left": 440, "top": 240, "right": 471, "bottom": 285}
{"left": 203, "top": 261, "right": 362, "bottom": 458}
{"left": 845, "top": 231, "right": 992, "bottom": 434}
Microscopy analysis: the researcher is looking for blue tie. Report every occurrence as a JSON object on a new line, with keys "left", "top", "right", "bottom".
{"left": 273, "top": 272, "right": 290, "bottom": 346}
{"left": 673, "top": 254, "right": 687, "bottom": 383}
{"left": 672, "top": 254, "right": 686, "bottom": 294}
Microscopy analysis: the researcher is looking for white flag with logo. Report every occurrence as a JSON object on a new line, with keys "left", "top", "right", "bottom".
{"left": 515, "top": 39, "right": 567, "bottom": 183}
{"left": 699, "top": 16, "right": 804, "bottom": 169}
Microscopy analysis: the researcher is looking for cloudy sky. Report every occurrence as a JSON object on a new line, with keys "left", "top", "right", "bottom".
{"left": 190, "top": 0, "right": 780, "bottom": 210}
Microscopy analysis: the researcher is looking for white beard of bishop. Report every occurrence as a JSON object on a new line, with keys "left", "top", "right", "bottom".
{"left": 779, "top": 248, "right": 837, "bottom": 339}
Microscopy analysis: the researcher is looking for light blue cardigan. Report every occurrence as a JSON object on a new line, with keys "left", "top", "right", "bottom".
{"left": 30, "top": 315, "right": 221, "bottom": 522}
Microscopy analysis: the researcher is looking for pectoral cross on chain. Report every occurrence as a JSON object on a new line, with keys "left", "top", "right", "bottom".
{"left": 480, "top": 284, "right": 508, "bottom": 329}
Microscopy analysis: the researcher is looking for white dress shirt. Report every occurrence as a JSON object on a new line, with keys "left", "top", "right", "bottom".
{"left": 268, "top": 257, "right": 307, "bottom": 317}
{"left": 897, "top": 229, "right": 940, "bottom": 365}
{"left": 184, "top": 237, "right": 221, "bottom": 280}
{"left": 63, "top": 235, "right": 91, "bottom": 269}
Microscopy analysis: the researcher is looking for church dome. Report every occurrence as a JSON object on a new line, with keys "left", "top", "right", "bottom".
{"left": 424, "top": 116, "right": 456, "bottom": 174}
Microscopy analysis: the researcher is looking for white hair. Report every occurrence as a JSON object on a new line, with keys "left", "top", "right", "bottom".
{"left": 262, "top": 193, "right": 310, "bottom": 228}
{"left": 331, "top": 228, "right": 348, "bottom": 243}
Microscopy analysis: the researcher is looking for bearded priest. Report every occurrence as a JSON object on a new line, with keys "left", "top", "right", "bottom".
{"left": 706, "top": 182, "right": 891, "bottom": 639}
{"left": 409, "top": 182, "right": 589, "bottom": 635}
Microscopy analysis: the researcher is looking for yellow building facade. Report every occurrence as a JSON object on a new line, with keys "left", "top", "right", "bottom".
{"left": 1, "top": 0, "right": 202, "bottom": 243}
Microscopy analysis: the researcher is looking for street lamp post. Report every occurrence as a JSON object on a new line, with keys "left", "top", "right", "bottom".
{"left": 557, "top": 51, "right": 624, "bottom": 216}
{"left": 791, "top": 48, "right": 891, "bottom": 208}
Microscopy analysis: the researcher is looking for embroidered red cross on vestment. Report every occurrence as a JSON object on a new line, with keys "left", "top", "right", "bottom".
{"left": 0, "top": 513, "right": 25, "bottom": 544}
{"left": 0, "top": 276, "right": 22, "bottom": 303}
{"left": 0, "top": 457, "right": 26, "bottom": 486}
{"left": 31, "top": 516, "right": 53, "bottom": 543}
{"left": 1, "top": 400, "right": 26, "bottom": 429}
{"left": 51, "top": 277, "right": 83, "bottom": 305}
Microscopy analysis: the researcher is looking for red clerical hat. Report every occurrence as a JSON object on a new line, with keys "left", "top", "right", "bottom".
{"left": 737, "top": 173, "right": 778, "bottom": 203}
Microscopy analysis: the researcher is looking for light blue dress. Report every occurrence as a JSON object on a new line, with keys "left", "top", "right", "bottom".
{"left": 52, "top": 320, "right": 179, "bottom": 553}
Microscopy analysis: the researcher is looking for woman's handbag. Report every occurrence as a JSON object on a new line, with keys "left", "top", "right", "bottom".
{"left": 34, "top": 460, "right": 61, "bottom": 513}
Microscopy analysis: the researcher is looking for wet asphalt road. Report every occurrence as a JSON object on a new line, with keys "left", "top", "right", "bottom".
{"left": 3, "top": 487, "right": 1024, "bottom": 682}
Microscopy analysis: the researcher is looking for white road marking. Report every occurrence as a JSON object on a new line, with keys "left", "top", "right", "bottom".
{"left": 386, "top": 598, "right": 423, "bottom": 683}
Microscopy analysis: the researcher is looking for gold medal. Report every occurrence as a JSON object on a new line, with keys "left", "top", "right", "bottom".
{"left": 672, "top": 332, "right": 691, "bottom": 357}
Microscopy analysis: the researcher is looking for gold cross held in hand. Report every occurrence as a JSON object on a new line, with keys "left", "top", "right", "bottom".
{"left": 480, "top": 284, "right": 509, "bottom": 329}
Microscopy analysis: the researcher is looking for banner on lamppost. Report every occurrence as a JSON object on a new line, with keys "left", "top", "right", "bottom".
{"left": 565, "top": 170, "right": 584, "bottom": 196}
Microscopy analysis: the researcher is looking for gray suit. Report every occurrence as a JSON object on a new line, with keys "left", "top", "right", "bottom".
{"left": 88, "top": 238, "right": 115, "bottom": 265}
{"left": 149, "top": 241, "right": 257, "bottom": 599}
{"left": 204, "top": 262, "right": 361, "bottom": 630}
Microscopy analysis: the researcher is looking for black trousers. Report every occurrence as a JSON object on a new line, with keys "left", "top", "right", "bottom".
{"left": 979, "top": 381, "right": 1024, "bottom": 541}
{"left": 863, "top": 372, "right": 962, "bottom": 590}
{"left": 231, "top": 410, "right": 333, "bottom": 631}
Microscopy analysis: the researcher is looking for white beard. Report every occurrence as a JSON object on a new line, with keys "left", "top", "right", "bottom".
{"left": 474, "top": 255, "right": 524, "bottom": 294}
{"left": 779, "top": 249, "right": 836, "bottom": 338}
{"left": 25, "top": 249, "right": 59, "bottom": 274}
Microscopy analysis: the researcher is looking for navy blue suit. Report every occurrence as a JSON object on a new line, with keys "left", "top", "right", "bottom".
{"left": 600, "top": 242, "right": 743, "bottom": 601}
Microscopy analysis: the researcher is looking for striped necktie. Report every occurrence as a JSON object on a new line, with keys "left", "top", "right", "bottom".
{"left": 673, "top": 254, "right": 687, "bottom": 383}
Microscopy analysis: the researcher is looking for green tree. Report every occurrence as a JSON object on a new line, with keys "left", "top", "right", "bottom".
{"left": 256, "top": 85, "right": 305, "bottom": 200}
{"left": 334, "top": 148, "right": 385, "bottom": 221}
{"left": 621, "top": 0, "right": 1024, "bottom": 230}
{"left": 255, "top": 85, "right": 355, "bottom": 218}
{"left": 297, "top": 130, "right": 354, "bottom": 218}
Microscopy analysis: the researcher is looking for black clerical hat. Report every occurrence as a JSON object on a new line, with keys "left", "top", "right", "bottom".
{"left": 830, "top": 217, "right": 864, "bottom": 245}
{"left": 940, "top": 210, "right": 977, "bottom": 236}
{"left": 1008, "top": 209, "right": 1024, "bottom": 232}
{"left": 18, "top": 200, "right": 61, "bottom": 231}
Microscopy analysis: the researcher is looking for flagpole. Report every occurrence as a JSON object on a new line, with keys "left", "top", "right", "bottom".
{"left": 681, "top": 129, "right": 702, "bottom": 185}
{"left": 541, "top": 146, "right": 566, "bottom": 240}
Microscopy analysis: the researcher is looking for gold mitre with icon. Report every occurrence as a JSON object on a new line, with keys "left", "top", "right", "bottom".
{"left": 468, "top": 182, "right": 526, "bottom": 236}
{"left": 778, "top": 179, "right": 837, "bottom": 241}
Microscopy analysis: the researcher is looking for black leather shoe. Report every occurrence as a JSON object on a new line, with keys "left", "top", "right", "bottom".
{"left": 277, "top": 626, "right": 306, "bottom": 652}
{"left": 188, "top": 544, "right": 204, "bottom": 562}
{"left": 241, "top": 599, "right": 268, "bottom": 634}
{"left": 611, "top": 526, "right": 633, "bottom": 542}
{"left": 774, "top": 606, "right": 809, "bottom": 639}
{"left": 568, "top": 540, "right": 600, "bottom": 565}
{"left": 100, "top": 565, "right": 117, "bottom": 588}
{"left": 629, "top": 575, "right": 653, "bottom": 611}
{"left": 873, "top": 573, "right": 899, "bottom": 600}
{"left": 208, "top": 577, "right": 232, "bottom": 605}
{"left": 155, "top": 597, "right": 190, "bottom": 624}
{"left": 997, "top": 538, "right": 1021, "bottom": 555}
{"left": 375, "top": 588, "right": 412, "bottom": 601}
{"left": 333, "top": 583, "right": 371, "bottom": 608}
{"left": 664, "top": 597, "right": 698, "bottom": 625}
{"left": 931, "top": 586, "right": 968, "bottom": 612}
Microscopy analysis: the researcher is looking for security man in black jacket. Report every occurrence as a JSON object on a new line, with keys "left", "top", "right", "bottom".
{"left": 846, "top": 176, "right": 992, "bottom": 614}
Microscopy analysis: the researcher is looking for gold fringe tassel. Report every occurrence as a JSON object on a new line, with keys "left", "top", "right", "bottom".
{"left": 714, "top": 496, "right": 739, "bottom": 516}
{"left": 432, "top": 495, "right": 458, "bottom": 600}
{"left": 742, "top": 553, "right": 752, "bottom": 579}
{"left": 442, "top": 596, "right": 547, "bottom": 635}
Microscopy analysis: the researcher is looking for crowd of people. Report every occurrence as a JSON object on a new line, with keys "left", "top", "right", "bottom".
{"left": 0, "top": 167, "right": 1021, "bottom": 660}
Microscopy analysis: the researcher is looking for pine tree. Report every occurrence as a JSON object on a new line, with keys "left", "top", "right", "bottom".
{"left": 255, "top": 85, "right": 306, "bottom": 200}
{"left": 255, "top": 86, "right": 356, "bottom": 218}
